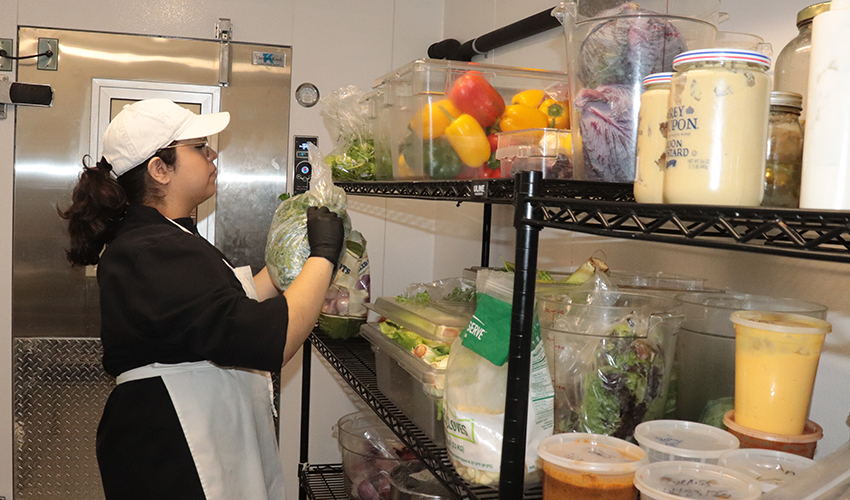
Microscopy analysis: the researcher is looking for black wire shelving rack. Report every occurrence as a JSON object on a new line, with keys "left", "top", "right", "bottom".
{"left": 301, "top": 173, "right": 850, "bottom": 500}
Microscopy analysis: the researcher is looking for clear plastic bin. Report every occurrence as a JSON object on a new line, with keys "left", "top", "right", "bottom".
{"left": 359, "top": 323, "right": 447, "bottom": 446}
{"left": 495, "top": 128, "right": 573, "bottom": 179}
{"left": 634, "top": 420, "right": 740, "bottom": 464}
{"left": 377, "top": 59, "right": 568, "bottom": 180}
{"left": 366, "top": 296, "right": 471, "bottom": 342}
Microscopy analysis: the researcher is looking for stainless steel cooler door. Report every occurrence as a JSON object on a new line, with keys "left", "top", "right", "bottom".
{"left": 14, "top": 26, "right": 292, "bottom": 338}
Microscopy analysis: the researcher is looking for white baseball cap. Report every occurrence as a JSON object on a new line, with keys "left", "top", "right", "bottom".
{"left": 102, "top": 98, "right": 231, "bottom": 177}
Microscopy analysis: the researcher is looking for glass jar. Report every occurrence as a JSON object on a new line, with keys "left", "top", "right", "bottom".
{"left": 663, "top": 50, "right": 772, "bottom": 206}
{"left": 634, "top": 73, "right": 673, "bottom": 203}
{"left": 764, "top": 92, "right": 804, "bottom": 208}
{"left": 774, "top": 2, "right": 831, "bottom": 125}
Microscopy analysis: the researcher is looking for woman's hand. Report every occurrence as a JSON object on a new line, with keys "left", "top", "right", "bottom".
{"left": 306, "top": 206, "right": 345, "bottom": 266}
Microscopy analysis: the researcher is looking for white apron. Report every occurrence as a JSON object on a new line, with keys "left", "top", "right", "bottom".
{"left": 115, "top": 220, "right": 286, "bottom": 500}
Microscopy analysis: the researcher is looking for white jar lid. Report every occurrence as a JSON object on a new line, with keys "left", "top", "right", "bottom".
{"left": 537, "top": 432, "right": 648, "bottom": 474}
{"left": 643, "top": 72, "right": 674, "bottom": 87}
{"left": 634, "top": 420, "right": 740, "bottom": 460}
{"left": 635, "top": 461, "right": 762, "bottom": 500}
{"left": 719, "top": 448, "right": 815, "bottom": 493}
{"left": 673, "top": 49, "right": 771, "bottom": 71}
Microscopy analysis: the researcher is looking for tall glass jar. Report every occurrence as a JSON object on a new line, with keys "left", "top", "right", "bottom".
{"left": 663, "top": 50, "right": 772, "bottom": 206}
{"left": 764, "top": 92, "right": 804, "bottom": 208}
{"left": 774, "top": 2, "right": 831, "bottom": 125}
{"left": 634, "top": 73, "right": 673, "bottom": 203}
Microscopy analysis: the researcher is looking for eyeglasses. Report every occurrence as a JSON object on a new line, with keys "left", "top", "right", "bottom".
{"left": 161, "top": 138, "right": 215, "bottom": 160}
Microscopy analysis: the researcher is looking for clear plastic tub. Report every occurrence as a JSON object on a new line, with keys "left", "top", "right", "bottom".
{"left": 673, "top": 292, "right": 828, "bottom": 421}
{"left": 537, "top": 432, "right": 648, "bottom": 500}
{"left": 635, "top": 461, "right": 762, "bottom": 500}
{"left": 359, "top": 323, "right": 446, "bottom": 445}
{"left": 366, "top": 296, "right": 471, "bottom": 342}
{"left": 336, "top": 410, "right": 416, "bottom": 499}
{"left": 719, "top": 448, "right": 815, "bottom": 493}
{"left": 723, "top": 410, "right": 823, "bottom": 460}
{"left": 634, "top": 420, "right": 740, "bottom": 464}
{"left": 377, "top": 59, "right": 569, "bottom": 180}
{"left": 495, "top": 128, "right": 573, "bottom": 179}
{"left": 389, "top": 461, "right": 454, "bottom": 499}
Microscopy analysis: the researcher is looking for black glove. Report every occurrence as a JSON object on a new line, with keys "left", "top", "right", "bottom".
{"left": 306, "top": 206, "right": 345, "bottom": 266}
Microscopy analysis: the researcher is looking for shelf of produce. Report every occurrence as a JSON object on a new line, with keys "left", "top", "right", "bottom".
{"left": 308, "top": 331, "right": 542, "bottom": 500}
{"left": 336, "top": 178, "right": 634, "bottom": 204}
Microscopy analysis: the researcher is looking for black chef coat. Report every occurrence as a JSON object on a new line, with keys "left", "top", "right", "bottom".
{"left": 98, "top": 204, "right": 289, "bottom": 377}
{"left": 95, "top": 205, "right": 289, "bottom": 500}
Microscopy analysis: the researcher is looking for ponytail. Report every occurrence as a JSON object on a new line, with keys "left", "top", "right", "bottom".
{"left": 59, "top": 156, "right": 127, "bottom": 266}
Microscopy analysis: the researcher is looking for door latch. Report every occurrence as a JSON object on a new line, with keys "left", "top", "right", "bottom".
{"left": 215, "top": 18, "right": 232, "bottom": 87}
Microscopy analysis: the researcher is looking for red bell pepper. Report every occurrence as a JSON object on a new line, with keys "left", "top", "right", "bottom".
{"left": 447, "top": 73, "right": 506, "bottom": 128}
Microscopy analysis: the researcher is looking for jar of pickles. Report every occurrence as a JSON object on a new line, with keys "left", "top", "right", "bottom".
{"left": 764, "top": 92, "right": 804, "bottom": 208}
{"left": 663, "top": 50, "right": 772, "bottom": 206}
{"left": 634, "top": 73, "right": 673, "bottom": 204}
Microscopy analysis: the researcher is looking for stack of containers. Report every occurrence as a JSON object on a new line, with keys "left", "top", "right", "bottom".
{"left": 723, "top": 310, "right": 832, "bottom": 459}
{"left": 361, "top": 296, "right": 474, "bottom": 446}
{"left": 375, "top": 58, "right": 569, "bottom": 180}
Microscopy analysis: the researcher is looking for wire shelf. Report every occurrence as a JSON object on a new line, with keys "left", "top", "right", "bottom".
{"left": 307, "top": 332, "right": 542, "bottom": 500}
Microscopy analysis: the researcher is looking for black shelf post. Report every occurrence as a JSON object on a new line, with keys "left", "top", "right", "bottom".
{"left": 298, "top": 342, "right": 312, "bottom": 500}
{"left": 499, "top": 171, "right": 542, "bottom": 498}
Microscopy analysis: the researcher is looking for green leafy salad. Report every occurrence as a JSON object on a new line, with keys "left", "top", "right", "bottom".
{"left": 378, "top": 320, "right": 451, "bottom": 370}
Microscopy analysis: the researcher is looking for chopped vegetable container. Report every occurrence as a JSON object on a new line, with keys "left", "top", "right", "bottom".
{"left": 376, "top": 58, "right": 568, "bottom": 180}
{"left": 495, "top": 128, "right": 573, "bottom": 179}
{"left": 719, "top": 448, "right": 815, "bottom": 493}
{"left": 635, "top": 461, "right": 762, "bottom": 500}
{"left": 366, "top": 296, "right": 471, "bottom": 342}
{"left": 360, "top": 323, "right": 447, "bottom": 446}
{"left": 634, "top": 420, "right": 740, "bottom": 464}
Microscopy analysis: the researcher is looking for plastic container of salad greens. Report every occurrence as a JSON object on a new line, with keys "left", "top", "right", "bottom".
{"left": 366, "top": 296, "right": 471, "bottom": 342}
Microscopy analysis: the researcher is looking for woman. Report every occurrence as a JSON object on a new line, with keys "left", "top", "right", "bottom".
{"left": 60, "top": 98, "right": 344, "bottom": 500}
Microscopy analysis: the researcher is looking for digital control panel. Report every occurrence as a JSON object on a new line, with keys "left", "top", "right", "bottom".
{"left": 293, "top": 136, "right": 318, "bottom": 194}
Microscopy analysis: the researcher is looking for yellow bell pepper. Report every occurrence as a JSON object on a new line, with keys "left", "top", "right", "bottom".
{"left": 409, "top": 99, "right": 460, "bottom": 139}
{"left": 511, "top": 89, "right": 546, "bottom": 108}
{"left": 444, "top": 114, "right": 491, "bottom": 167}
{"left": 539, "top": 98, "right": 570, "bottom": 129}
{"left": 499, "top": 104, "right": 549, "bottom": 132}
{"left": 397, "top": 154, "right": 414, "bottom": 178}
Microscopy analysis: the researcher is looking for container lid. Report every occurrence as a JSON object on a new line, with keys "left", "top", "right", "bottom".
{"left": 643, "top": 72, "right": 674, "bottom": 87}
{"left": 673, "top": 49, "right": 771, "bottom": 70}
{"left": 537, "top": 433, "right": 648, "bottom": 474}
{"left": 634, "top": 420, "right": 740, "bottom": 460}
{"left": 797, "top": 2, "right": 831, "bottom": 26}
{"left": 723, "top": 410, "right": 824, "bottom": 444}
{"left": 770, "top": 91, "right": 803, "bottom": 109}
{"left": 359, "top": 322, "right": 446, "bottom": 390}
{"left": 719, "top": 448, "right": 815, "bottom": 493}
{"left": 730, "top": 311, "right": 832, "bottom": 335}
{"left": 635, "top": 461, "right": 762, "bottom": 500}
{"left": 366, "top": 296, "right": 471, "bottom": 342}
{"left": 390, "top": 461, "right": 454, "bottom": 499}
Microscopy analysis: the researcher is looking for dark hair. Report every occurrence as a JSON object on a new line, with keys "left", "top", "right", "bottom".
{"left": 59, "top": 149, "right": 177, "bottom": 266}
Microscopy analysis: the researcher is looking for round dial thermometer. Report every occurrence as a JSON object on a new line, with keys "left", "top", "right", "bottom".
{"left": 295, "top": 83, "right": 320, "bottom": 108}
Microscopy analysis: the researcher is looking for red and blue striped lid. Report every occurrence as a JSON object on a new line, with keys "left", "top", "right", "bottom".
{"left": 672, "top": 49, "right": 771, "bottom": 71}
{"left": 642, "top": 72, "right": 674, "bottom": 87}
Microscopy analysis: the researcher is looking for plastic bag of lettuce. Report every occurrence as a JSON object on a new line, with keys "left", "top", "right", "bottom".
{"left": 265, "top": 143, "right": 351, "bottom": 290}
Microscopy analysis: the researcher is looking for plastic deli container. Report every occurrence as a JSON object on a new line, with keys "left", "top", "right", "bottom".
{"left": 389, "top": 461, "right": 454, "bottom": 500}
{"left": 719, "top": 448, "right": 815, "bottom": 493}
{"left": 723, "top": 410, "right": 824, "bottom": 459}
{"left": 635, "top": 461, "right": 762, "bottom": 500}
{"left": 537, "top": 433, "right": 649, "bottom": 500}
{"left": 634, "top": 420, "right": 740, "bottom": 464}
{"left": 731, "top": 311, "right": 831, "bottom": 436}
{"left": 359, "top": 323, "right": 447, "bottom": 446}
{"left": 366, "top": 296, "right": 471, "bottom": 342}
{"left": 495, "top": 128, "right": 573, "bottom": 179}
{"left": 376, "top": 58, "right": 569, "bottom": 180}
{"left": 336, "top": 410, "right": 416, "bottom": 499}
